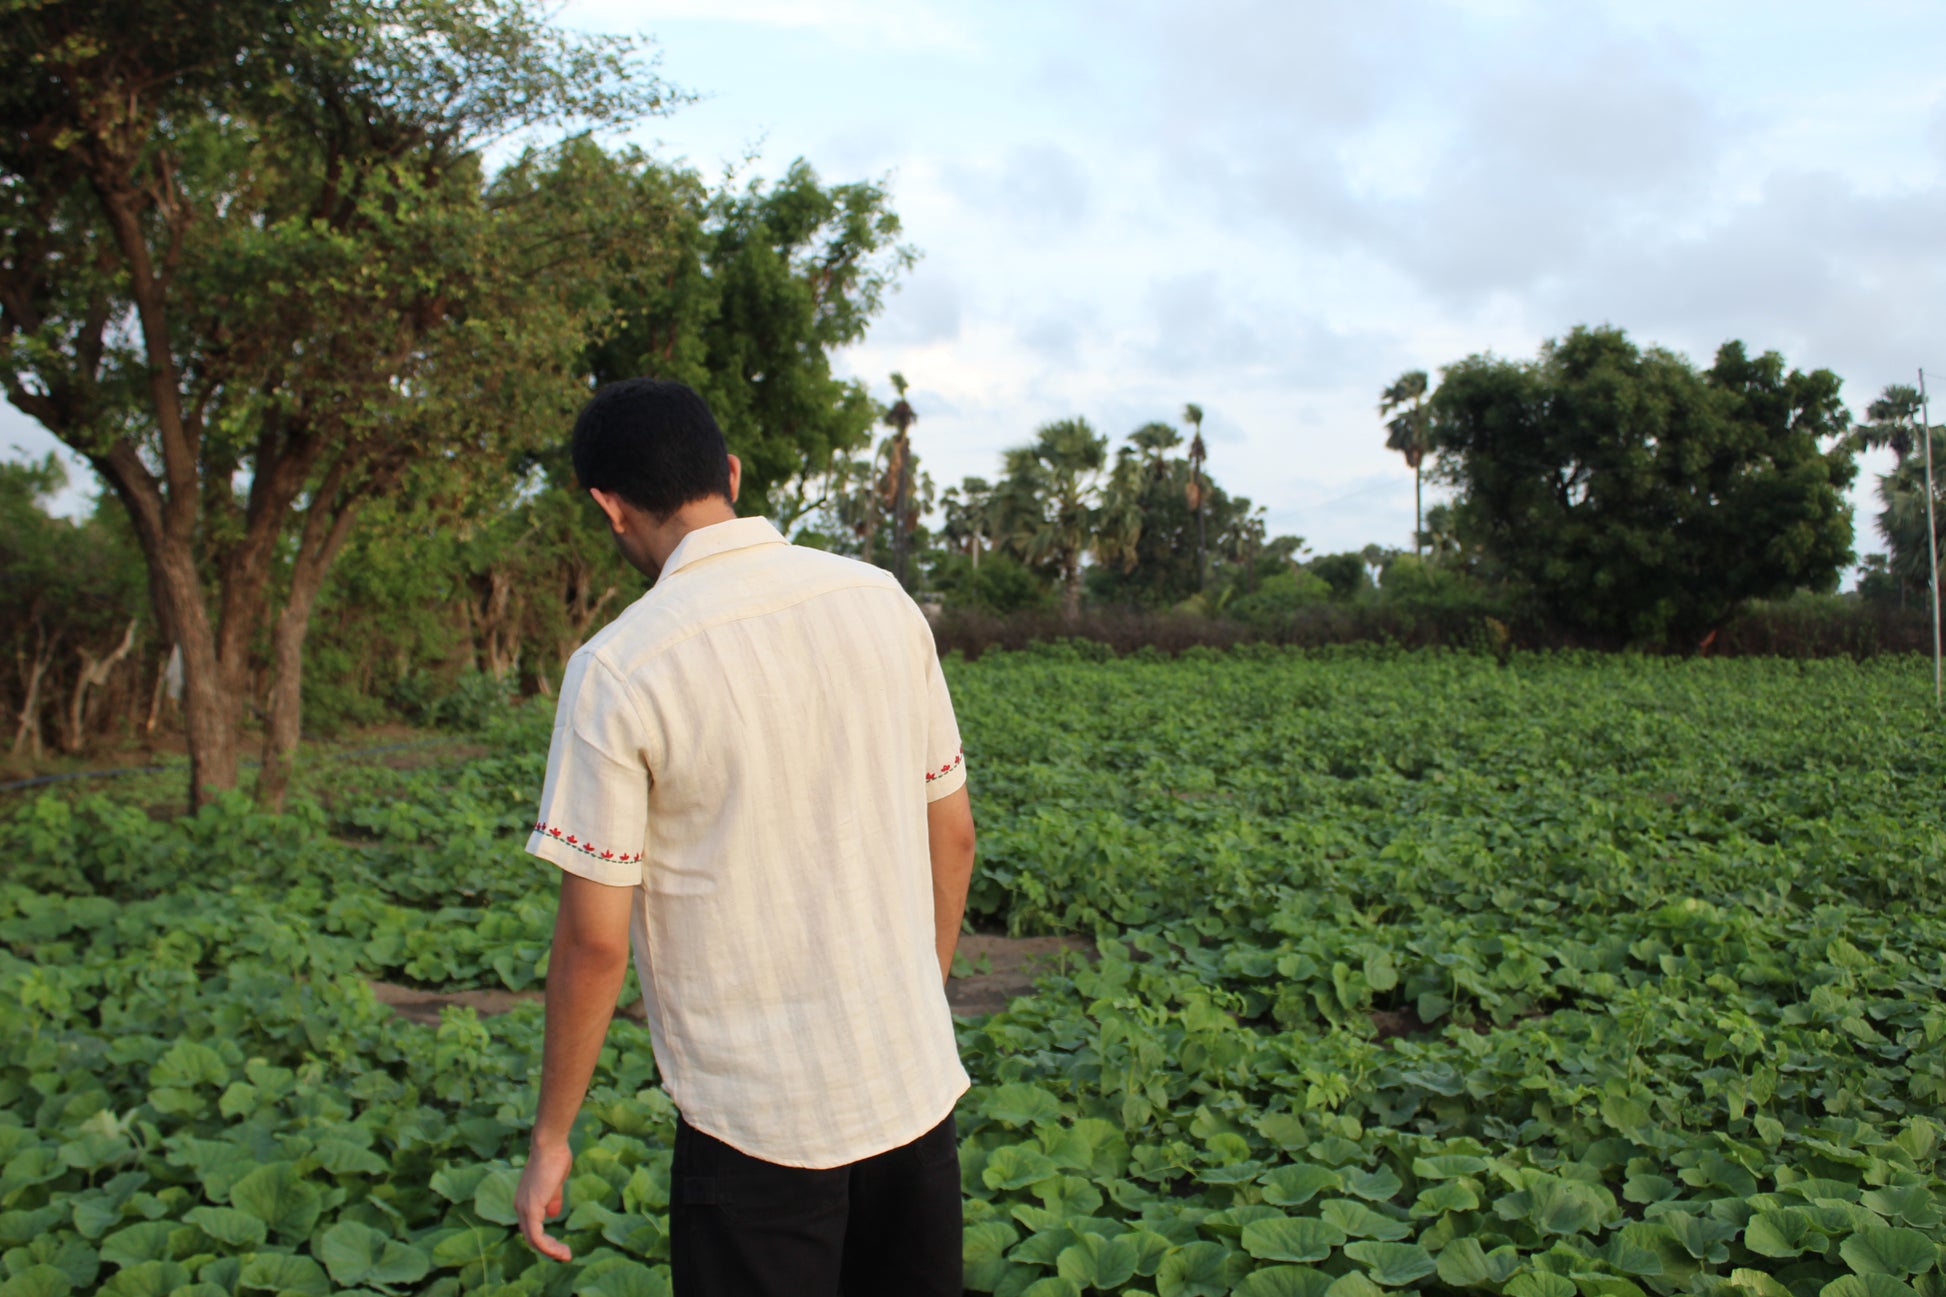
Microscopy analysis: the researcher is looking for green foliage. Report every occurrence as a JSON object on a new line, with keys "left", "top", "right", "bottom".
{"left": 1431, "top": 326, "right": 1858, "bottom": 646}
{"left": 4, "top": 649, "right": 1946, "bottom": 1296}
{"left": 583, "top": 156, "right": 912, "bottom": 521}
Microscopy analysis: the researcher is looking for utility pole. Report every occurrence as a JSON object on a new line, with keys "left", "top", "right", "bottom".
{"left": 1922, "top": 369, "right": 1941, "bottom": 707}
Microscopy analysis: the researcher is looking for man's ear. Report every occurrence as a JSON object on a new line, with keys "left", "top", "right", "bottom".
{"left": 588, "top": 487, "right": 629, "bottom": 534}
{"left": 726, "top": 454, "right": 742, "bottom": 504}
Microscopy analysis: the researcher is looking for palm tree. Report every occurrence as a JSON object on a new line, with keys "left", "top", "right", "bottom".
{"left": 941, "top": 476, "right": 994, "bottom": 570}
{"left": 883, "top": 373, "right": 918, "bottom": 587}
{"left": 1092, "top": 446, "right": 1147, "bottom": 577}
{"left": 1855, "top": 383, "right": 1924, "bottom": 465}
{"left": 1018, "top": 417, "right": 1107, "bottom": 620}
{"left": 1379, "top": 370, "right": 1432, "bottom": 554}
{"left": 1128, "top": 421, "right": 1180, "bottom": 481}
{"left": 1877, "top": 426, "right": 1946, "bottom": 605}
{"left": 1183, "top": 403, "right": 1207, "bottom": 588}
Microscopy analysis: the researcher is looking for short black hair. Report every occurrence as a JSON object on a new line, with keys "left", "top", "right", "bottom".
{"left": 571, "top": 378, "right": 733, "bottom": 519}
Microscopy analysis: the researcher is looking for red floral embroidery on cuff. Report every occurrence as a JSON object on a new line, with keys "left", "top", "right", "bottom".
{"left": 531, "top": 822, "right": 642, "bottom": 864}
{"left": 924, "top": 745, "right": 965, "bottom": 783}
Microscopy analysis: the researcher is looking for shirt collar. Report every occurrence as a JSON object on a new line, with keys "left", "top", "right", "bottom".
{"left": 658, "top": 516, "right": 788, "bottom": 582}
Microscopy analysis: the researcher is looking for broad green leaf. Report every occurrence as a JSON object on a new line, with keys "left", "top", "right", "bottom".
{"left": 985, "top": 1084, "right": 1064, "bottom": 1129}
{"left": 582, "top": 1264, "right": 674, "bottom": 1297}
{"left": 98, "top": 1221, "right": 176, "bottom": 1267}
{"left": 1505, "top": 1272, "right": 1577, "bottom": 1297}
{"left": 1127, "top": 1228, "right": 1174, "bottom": 1276}
{"left": 1007, "top": 1222, "right": 1077, "bottom": 1266}
{"left": 1821, "top": 1278, "right": 1919, "bottom": 1297}
{"left": 1745, "top": 1209, "right": 1822, "bottom": 1259}
{"left": 1413, "top": 1155, "right": 1488, "bottom": 1181}
{"left": 1413, "top": 1181, "right": 1480, "bottom": 1215}
{"left": 1728, "top": 1269, "right": 1794, "bottom": 1297}
{"left": 1156, "top": 1241, "right": 1236, "bottom": 1297}
{"left": 1839, "top": 1226, "right": 1938, "bottom": 1277}
{"left": 1236, "top": 1265, "right": 1335, "bottom": 1297}
{"left": 1056, "top": 1233, "right": 1139, "bottom": 1290}
{"left": 1319, "top": 1200, "right": 1411, "bottom": 1242}
{"left": 1019, "top": 1279, "right": 1082, "bottom": 1297}
{"left": 1343, "top": 1240, "right": 1436, "bottom": 1286}
{"left": 1659, "top": 1210, "right": 1737, "bottom": 1262}
{"left": 1324, "top": 1272, "right": 1388, "bottom": 1297}
{"left": 984, "top": 1146, "right": 1059, "bottom": 1192}
{"left": 473, "top": 1167, "right": 521, "bottom": 1226}
{"left": 1437, "top": 1238, "right": 1521, "bottom": 1287}
{"left": 964, "top": 1220, "right": 1019, "bottom": 1292}
{"left": 228, "top": 1163, "right": 322, "bottom": 1239}
{"left": 1034, "top": 1175, "right": 1104, "bottom": 1218}
{"left": 1242, "top": 1216, "right": 1345, "bottom": 1264}
{"left": 1262, "top": 1165, "right": 1341, "bottom": 1208}
{"left": 428, "top": 1164, "right": 490, "bottom": 1204}
{"left": 311, "top": 1139, "right": 387, "bottom": 1177}
{"left": 1622, "top": 1175, "right": 1676, "bottom": 1205}
{"left": 150, "top": 1040, "right": 228, "bottom": 1090}
{"left": 0, "top": 1266, "right": 72, "bottom": 1297}
{"left": 236, "top": 1253, "right": 328, "bottom": 1297}
{"left": 185, "top": 1206, "right": 266, "bottom": 1249}
{"left": 1861, "top": 1186, "right": 1942, "bottom": 1230}
{"left": 315, "top": 1219, "right": 432, "bottom": 1288}
{"left": 96, "top": 1260, "right": 186, "bottom": 1297}
{"left": 1343, "top": 1167, "right": 1403, "bottom": 1202}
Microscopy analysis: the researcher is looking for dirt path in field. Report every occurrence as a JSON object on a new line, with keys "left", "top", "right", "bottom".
{"left": 369, "top": 933, "right": 1097, "bottom": 1025}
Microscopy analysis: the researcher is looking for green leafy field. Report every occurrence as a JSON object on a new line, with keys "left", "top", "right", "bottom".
{"left": 4, "top": 647, "right": 1945, "bottom": 1297}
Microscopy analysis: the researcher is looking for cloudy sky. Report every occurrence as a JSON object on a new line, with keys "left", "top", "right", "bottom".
{"left": 8, "top": 0, "right": 1945, "bottom": 561}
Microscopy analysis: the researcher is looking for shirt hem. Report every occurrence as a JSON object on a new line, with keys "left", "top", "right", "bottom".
{"left": 676, "top": 1074, "right": 971, "bottom": 1170}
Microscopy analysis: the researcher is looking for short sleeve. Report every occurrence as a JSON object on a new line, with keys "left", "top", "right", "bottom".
{"left": 526, "top": 652, "right": 650, "bottom": 886}
{"left": 920, "top": 634, "right": 966, "bottom": 802}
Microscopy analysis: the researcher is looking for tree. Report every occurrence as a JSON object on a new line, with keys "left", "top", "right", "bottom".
{"left": 585, "top": 157, "right": 911, "bottom": 523}
{"left": 1380, "top": 370, "right": 1432, "bottom": 554}
{"left": 1874, "top": 426, "right": 1946, "bottom": 606}
{"left": 1010, "top": 418, "right": 1107, "bottom": 620}
{"left": 939, "top": 476, "right": 994, "bottom": 570}
{"left": 1091, "top": 447, "right": 1148, "bottom": 577}
{"left": 1, "top": 456, "right": 147, "bottom": 757}
{"left": 1, "top": 0, "right": 668, "bottom": 807}
{"left": 1429, "top": 326, "right": 1856, "bottom": 645}
{"left": 883, "top": 372, "right": 918, "bottom": 587}
{"left": 1183, "top": 403, "right": 1209, "bottom": 588}
{"left": 1854, "top": 384, "right": 1924, "bottom": 465}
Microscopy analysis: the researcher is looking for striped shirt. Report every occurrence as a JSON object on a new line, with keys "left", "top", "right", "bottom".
{"left": 526, "top": 516, "right": 970, "bottom": 1168}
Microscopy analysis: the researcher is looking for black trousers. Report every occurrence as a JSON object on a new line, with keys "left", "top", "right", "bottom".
{"left": 669, "top": 1113, "right": 962, "bottom": 1297}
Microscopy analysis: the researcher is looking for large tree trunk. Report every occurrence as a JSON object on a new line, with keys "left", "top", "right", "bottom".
{"left": 258, "top": 474, "right": 363, "bottom": 811}
{"left": 153, "top": 542, "right": 241, "bottom": 805}
{"left": 1062, "top": 553, "right": 1082, "bottom": 622}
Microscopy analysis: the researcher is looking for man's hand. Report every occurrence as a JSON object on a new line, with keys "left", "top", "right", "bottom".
{"left": 515, "top": 1138, "right": 575, "bottom": 1262}
{"left": 928, "top": 786, "right": 976, "bottom": 984}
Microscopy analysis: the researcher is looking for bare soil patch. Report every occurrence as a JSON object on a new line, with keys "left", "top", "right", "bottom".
{"left": 369, "top": 934, "right": 1097, "bottom": 1025}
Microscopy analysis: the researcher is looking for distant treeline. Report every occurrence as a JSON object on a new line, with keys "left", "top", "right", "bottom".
{"left": 3, "top": 3, "right": 1942, "bottom": 795}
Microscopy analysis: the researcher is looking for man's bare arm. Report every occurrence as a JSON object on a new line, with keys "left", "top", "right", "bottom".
{"left": 929, "top": 785, "right": 977, "bottom": 984}
{"left": 515, "top": 871, "right": 635, "bottom": 1262}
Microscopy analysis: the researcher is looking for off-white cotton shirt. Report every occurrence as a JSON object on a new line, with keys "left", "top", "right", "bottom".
{"left": 525, "top": 516, "right": 970, "bottom": 1169}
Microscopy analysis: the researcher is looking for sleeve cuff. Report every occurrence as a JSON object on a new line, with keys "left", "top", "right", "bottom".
{"left": 923, "top": 748, "right": 967, "bottom": 802}
{"left": 526, "top": 830, "right": 643, "bottom": 888}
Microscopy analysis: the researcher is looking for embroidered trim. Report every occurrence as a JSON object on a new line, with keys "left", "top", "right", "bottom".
{"left": 925, "top": 746, "right": 965, "bottom": 784}
{"left": 532, "top": 822, "right": 642, "bottom": 864}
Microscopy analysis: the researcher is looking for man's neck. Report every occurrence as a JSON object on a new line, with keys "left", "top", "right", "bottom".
{"left": 645, "top": 498, "right": 740, "bottom": 574}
